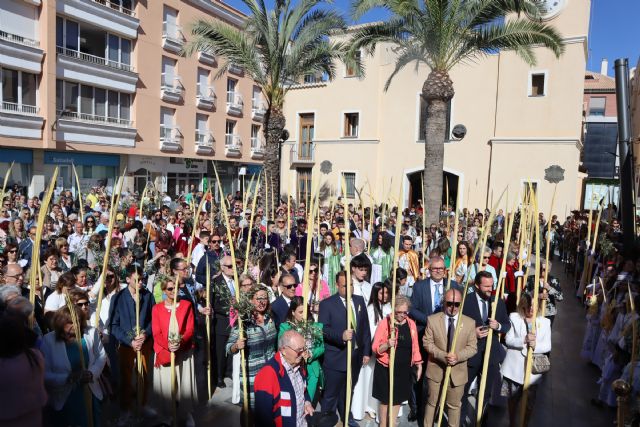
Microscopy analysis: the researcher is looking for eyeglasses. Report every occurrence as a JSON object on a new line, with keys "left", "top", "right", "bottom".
{"left": 77, "top": 302, "right": 89, "bottom": 307}
{"left": 222, "top": 264, "right": 233, "bottom": 268}
{"left": 165, "top": 287, "right": 175, "bottom": 292}
{"left": 286, "top": 345, "right": 307, "bottom": 356}
{"left": 255, "top": 297, "right": 269, "bottom": 302}
{"left": 430, "top": 267, "right": 445, "bottom": 271}
{"left": 445, "top": 301, "right": 461, "bottom": 308}
{"left": 395, "top": 310, "right": 409, "bottom": 316}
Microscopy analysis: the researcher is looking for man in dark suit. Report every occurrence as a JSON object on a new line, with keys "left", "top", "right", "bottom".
{"left": 319, "top": 271, "right": 371, "bottom": 427}
{"left": 270, "top": 273, "right": 297, "bottom": 329}
{"left": 409, "top": 256, "right": 459, "bottom": 424}
{"left": 208, "top": 255, "right": 237, "bottom": 388}
{"left": 461, "top": 270, "right": 510, "bottom": 427}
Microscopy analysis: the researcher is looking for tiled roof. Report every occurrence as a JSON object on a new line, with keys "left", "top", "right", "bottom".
{"left": 584, "top": 71, "right": 616, "bottom": 91}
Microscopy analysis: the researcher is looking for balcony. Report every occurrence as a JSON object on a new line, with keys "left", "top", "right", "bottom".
{"left": 225, "top": 134, "right": 242, "bottom": 157}
{"left": 55, "top": 110, "right": 136, "bottom": 147}
{"left": 195, "top": 131, "right": 214, "bottom": 155}
{"left": 56, "top": 46, "right": 138, "bottom": 93}
{"left": 0, "top": 31, "right": 44, "bottom": 73}
{"left": 228, "top": 63, "right": 243, "bottom": 76}
{"left": 226, "top": 92, "right": 243, "bottom": 117}
{"left": 160, "top": 126, "right": 183, "bottom": 151}
{"left": 198, "top": 50, "right": 216, "bottom": 66}
{"left": 250, "top": 136, "right": 266, "bottom": 160}
{"left": 290, "top": 143, "right": 315, "bottom": 166}
{"left": 196, "top": 86, "right": 216, "bottom": 110}
{"left": 56, "top": 0, "right": 139, "bottom": 39}
{"left": 251, "top": 103, "right": 267, "bottom": 121}
{"left": 162, "top": 23, "right": 185, "bottom": 54}
{"left": 0, "top": 102, "right": 43, "bottom": 139}
{"left": 161, "top": 77, "right": 184, "bottom": 103}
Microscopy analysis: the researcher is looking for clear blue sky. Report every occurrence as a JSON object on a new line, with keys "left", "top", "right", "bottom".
{"left": 223, "top": 0, "right": 640, "bottom": 73}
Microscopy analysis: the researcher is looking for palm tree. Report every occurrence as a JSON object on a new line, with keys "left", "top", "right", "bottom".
{"left": 184, "top": 0, "right": 348, "bottom": 204}
{"left": 349, "top": 0, "right": 564, "bottom": 225}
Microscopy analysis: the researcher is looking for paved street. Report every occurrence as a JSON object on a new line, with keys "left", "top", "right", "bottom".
{"left": 191, "top": 262, "right": 616, "bottom": 427}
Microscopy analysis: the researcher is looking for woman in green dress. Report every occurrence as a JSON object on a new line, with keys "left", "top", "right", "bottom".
{"left": 371, "top": 231, "right": 394, "bottom": 284}
{"left": 277, "top": 296, "right": 324, "bottom": 405}
{"left": 319, "top": 232, "right": 342, "bottom": 294}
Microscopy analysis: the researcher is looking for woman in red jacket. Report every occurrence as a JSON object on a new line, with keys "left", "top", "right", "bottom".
{"left": 151, "top": 276, "right": 197, "bottom": 426}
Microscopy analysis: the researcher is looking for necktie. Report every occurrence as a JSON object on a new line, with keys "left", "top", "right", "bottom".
{"left": 434, "top": 284, "right": 442, "bottom": 312}
{"left": 227, "top": 279, "right": 236, "bottom": 297}
{"left": 481, "top": 299, "right": 488, "bottom": 323}
{"left": 447, "top": 317, "right": 455, "bottom": 352}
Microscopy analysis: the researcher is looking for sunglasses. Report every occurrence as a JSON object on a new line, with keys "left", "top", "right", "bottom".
{"left": 211, "top": 239, "right": 221, "bottom": 243}
{"left": 282, "top": 284, "right": 296, "bottom": 290}
{"left": 445, "top": 301, "right": 461, "bottom": 308}
{"left": 222, "top": 264, "right": 233, "bottom": 268}
{"left": 77, "top": 302, "right": 89, "bottom": 307}
{"left": 309, "top": 268, "right": 318, "bottom": 274}
{"left": 7, "top": 249, "right": 17, "bottom": 253}
{"left": 166, "top": 287, "right": 175, "bottom": 292}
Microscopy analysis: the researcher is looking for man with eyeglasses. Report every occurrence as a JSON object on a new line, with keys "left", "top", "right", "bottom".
{"left": 209, "top": 255, "right": 238, "bottom": 388}
{"left": 271, "top": 274, "right": 297, "bottom": 329}
{"left": 318, "top": 271, "right": 371, "bottom": 427}
{"left": 3, "top": 263, "right": 25, "bottom": 287}
{"left": 409, "top": 256, "right": 460, "bottom": 424}
{"left": 461, "top": 271, "right": 510, "bottom": 427}
{"left": 18, "top": 226, "right": 38, "bottom": 270}
{"left": 254, "top": 330, "right": 314, "bottom": 427}
{"left": 423, "top": 288, "right": 477, "bottom": 427}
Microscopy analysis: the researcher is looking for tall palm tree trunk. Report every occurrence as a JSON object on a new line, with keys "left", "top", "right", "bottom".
{"left": 263, "top": 106, "right": 286, "bottom": 209}
{"left": 422, "top": 70, "right": 454, "bottom": 226}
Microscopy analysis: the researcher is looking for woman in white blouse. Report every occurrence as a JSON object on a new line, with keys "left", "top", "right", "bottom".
{"left": 501, "top": 292, "right": 552, "bottom": 427}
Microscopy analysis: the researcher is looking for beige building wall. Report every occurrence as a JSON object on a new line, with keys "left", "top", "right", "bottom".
{"left": 0, "top": 0, "right": 263, "bottom": 197}
{"left": 281, "top": 1, "right": 590, "bottom": 216}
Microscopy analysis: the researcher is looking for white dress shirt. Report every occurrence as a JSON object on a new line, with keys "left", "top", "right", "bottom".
{"left": 430, "top": 280, "right": 444, "bottom": 312}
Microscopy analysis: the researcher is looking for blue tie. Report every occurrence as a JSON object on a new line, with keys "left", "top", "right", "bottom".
{"left": 434, "top": 284, "right": 442, "bottom": 312}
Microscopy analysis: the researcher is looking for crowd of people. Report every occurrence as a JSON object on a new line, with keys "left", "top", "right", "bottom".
{"left": 0, "top": 181, "right": 632, "bottom": 427}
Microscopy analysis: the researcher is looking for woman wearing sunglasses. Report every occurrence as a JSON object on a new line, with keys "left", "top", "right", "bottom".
{"left": 371, "top": 295, "right": 423, "bottom": 427}
{"left": 151, "top": 276, "right": 197, "bottom": 426}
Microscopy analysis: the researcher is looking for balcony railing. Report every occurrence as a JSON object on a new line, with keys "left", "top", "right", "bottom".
{"left": 0, "top": 30, "right": 39, "bottom": 48}
{"left": 162, "top": 22, "right": 185, "bottom": 51}
{"left": 228, "top": 63, "right": 243, "bottom": 75}
{"left": 226, "top": 91, "right": 243, "bottom": 116}
{"left": 58, "top": 110, "right": 133, "bottom": 127}
{"left": 290, "top": 143, "right": 315, "bottom": 165}
{"left": 196, "top": 131, "right": 214, "bottom": 146}
{"left": 1, "top": 102, "right": 39, "bottom": 116}
{"left": 160, "top": 125, "right": 182, "bottom": 150}
{"left": 250, "top": 136, "right": 264, "bottom": 150}
{"left": 251, "top": 102, "right": 266, "bottom": 120}
{"left": 90, "top": 0, "right": 136, "bottom": 17}
{"left": 56, "top": 46, "right": 134, "bottom": 72}
{"left": 225, "top": 134, "right": 241, "bottom": 147}
{"left": 197, "top": 86, "right": 216, "bottom": 101}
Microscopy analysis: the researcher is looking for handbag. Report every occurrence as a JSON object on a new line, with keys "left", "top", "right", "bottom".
{"left": 531, "top": 354, "right": 550, "bottom": 374}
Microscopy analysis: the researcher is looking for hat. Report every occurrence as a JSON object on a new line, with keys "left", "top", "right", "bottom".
{"left": 116, "top": 213, "right": 124, "bottom": 221}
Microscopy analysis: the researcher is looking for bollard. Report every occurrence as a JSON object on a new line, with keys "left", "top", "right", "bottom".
{"left": 613, "top": 379, "right": 631, "bottom": 427}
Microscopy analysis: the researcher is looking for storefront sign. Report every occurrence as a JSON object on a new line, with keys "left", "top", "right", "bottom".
{"left": 44, "top": 151, "right": 119, "bottom": 167}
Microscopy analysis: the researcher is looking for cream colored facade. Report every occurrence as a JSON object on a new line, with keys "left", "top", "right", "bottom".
{"left": 0, "top": 0, "right": 264, "bottom": 197}
{"left": 281, "top": 1, "right": 591, "bottom": 216}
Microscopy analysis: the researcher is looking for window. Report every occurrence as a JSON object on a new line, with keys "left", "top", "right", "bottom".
{"left": 196, "top": 114, "right": 208, "bottom": 132}
{"left": 1, "top": 0, "right": 38, "bottom": 40}
{"left": 163, "top": 6, "right": 178, "bottom": 38}
{"left": 162, "top": 57, "right": 176, "bottom": 86}
{"left": 346, "top": 50, "right": 361, "bottom": 77}
{"left": 343, "top": 112, "right": 359, "bottom": 137}
{"left": 297, "top": 168, "right": 312, "bottom": 206}
{"left": 57, "top": 17, "right": 132, "bottom": 66}
{"left": 225, "top": 120, "right": 235, "bottom": 135}
{"left": 251, "top": 124, "right": 260, "bottom": 148}
{"left": 227, "top": 78, "right": 237, "bottom": 103}
{"left": 298, "top": 113, "right": 314, "bottom": 159}
{"left": 529, "top": 72, "right": 546, "bottom": 97}
{"left": 588, "top": 97, "right": 606, "bottom": 116}
{"left": 252, "top": 86, "right": 261, "bottom": 108}
{"left": 522, "top": 181, "right": 538, "bottom": 201}
{"left": 418, "top": 96, "right": 452, "bottom": 142}
{"left": 1, "top": 69, "right": 18, "bottom": 104}
{"left": 197, "top": 68, "right": 209, "bottom": 96}
{"left": 160, "top": 107, "right": 174, "bottom": 139}
{"left": 56, "top": 79, "right": 131, "bottom": 121}
{"left": 80, "top": 25, "right": 105, "bottom": 57}
{"left": 341, "top": 172, "right": 356, "bottom": 198}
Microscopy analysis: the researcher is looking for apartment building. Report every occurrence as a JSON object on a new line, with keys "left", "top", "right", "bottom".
{"left": 581, "top": 62, "right": 619, "bottom": 209}
{"left": 0, "top": 0, "right": 265, "bottom": 197}
{"left": 280, "top": 1, "right": 591, "bottom": 215}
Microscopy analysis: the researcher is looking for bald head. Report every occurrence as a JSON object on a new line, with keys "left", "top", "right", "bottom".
{"left": 3, "top": 264, "right": 24, "bottom": 286}
{"left": 444, "top": 288, "right": 462, "bottom": 317}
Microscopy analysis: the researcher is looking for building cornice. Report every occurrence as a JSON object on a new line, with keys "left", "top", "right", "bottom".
{"left": 489, "top": 137, "right": 582, "bottom": 150}
{"left": 185, "top": 0, "right": 245, "bottom": 27}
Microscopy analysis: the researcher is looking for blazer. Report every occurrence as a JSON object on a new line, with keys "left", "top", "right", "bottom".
{"left": 41, "top": 327, "right": 107, "bottom": 410}
{"left": 501, "top": 313, "right": 551, "bottom": 385}
{"left": 410, "top": 278, "right": 460, "bottom": 335}
{"left": 423, "top": 312, "right": 477, "bottom": 387}
{"left": 318, "top": 293, "right": 371, "bottom": 373}
{"left": 109, "top": 287, "right": 155, "bottom": 347}
{"left": 461, "top": 288, "right": 510, "bottom": 367}
{"left": 211, "top": 274, "right": 234, "bottom": 336}
{"left": 271, "top": 296, "right": 290, "bottom": 330}
{"left": 195, "top": 249, "right": 222, "bottom": 285}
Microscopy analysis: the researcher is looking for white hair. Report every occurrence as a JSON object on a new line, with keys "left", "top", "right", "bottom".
{"left": 0, "top": 285, "right": 21, "bottom": 304}
{"left": 278, "top": 329, "right": 303, "bottom": 350}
